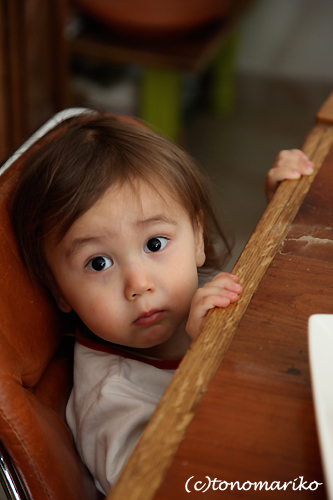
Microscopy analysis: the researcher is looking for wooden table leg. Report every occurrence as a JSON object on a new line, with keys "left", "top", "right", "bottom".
{"left": 140, "top": 67, "right": 182, "bottom": 140}
{"left": 210, "top": 30, "right": 239, "bottom": 114}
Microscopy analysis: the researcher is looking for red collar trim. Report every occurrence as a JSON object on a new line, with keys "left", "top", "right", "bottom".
{"left": 76, "top": 335, "right": 182, "bottom": 370}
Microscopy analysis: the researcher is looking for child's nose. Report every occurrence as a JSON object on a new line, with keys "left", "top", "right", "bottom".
{"left": 124, "top": 265, "right": 155, "bottom": 301}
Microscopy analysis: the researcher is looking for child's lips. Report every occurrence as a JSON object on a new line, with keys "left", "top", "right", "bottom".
{"left": 133, "top": 309, "right": 165, "bottom": 327}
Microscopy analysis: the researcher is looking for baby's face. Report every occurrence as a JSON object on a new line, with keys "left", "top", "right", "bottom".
{"left": 45, "top": 180, "right": 205, "bottom": 351}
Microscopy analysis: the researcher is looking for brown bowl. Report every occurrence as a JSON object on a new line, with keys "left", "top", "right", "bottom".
{"left": 73, "top": 0, "right": 231, "bottom": 38}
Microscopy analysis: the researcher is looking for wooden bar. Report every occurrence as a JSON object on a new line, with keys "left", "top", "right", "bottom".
{"left": 108, "top": 106, "right": 333, "bottom": 500}
{"left": 154, "top": 155, "right": 333, "bottom": 499}
{"left": 154, "top": 135, "right": 333, "bottom": 500}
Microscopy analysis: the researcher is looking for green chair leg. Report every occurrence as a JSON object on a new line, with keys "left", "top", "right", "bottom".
{"left": 210, "top": 31, "right": 240, "bottom": 115}
{"left": 140, "top": 68, "right": 182, "bottom": 140}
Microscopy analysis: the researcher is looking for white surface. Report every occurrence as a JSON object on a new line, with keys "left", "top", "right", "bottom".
{"left": 0, "top": 108, "right": 91, "bottom": 177}
{"left": 308, "top": 314, "right": 333, "bottom": 500}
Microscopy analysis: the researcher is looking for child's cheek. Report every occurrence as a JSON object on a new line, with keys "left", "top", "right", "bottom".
{"left": 170, "top": 274, "right": 198, "bottom": 314}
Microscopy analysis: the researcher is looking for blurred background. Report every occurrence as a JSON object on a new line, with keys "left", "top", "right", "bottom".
{"left": 1, "top": 0, "right": 333, "bottom": 274}
{"left": 0, "top": 1, "right": 333, "bottom": 497}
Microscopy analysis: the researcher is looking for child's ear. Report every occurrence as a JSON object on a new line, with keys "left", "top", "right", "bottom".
{"left": 195, "top": 223, "right": 206, "bottom": 268}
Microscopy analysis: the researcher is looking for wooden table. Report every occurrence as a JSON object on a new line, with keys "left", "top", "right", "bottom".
{"left": 108, "top": 92, "right": 333, "bottom": 500}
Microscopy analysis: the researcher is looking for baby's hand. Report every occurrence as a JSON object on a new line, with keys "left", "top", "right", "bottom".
{"left": 265, "top": 149, "right": 314, "bottom": 202}
{"left": 186, "top": 273, "right": 242, "bottom": 340}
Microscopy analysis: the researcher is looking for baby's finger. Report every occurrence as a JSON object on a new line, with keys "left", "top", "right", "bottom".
{"left": 275, "top": 149, "right": 314, "bottom": 175}
{"left": 195, "top": 285, "right": 241, "bottom": 306}
{"left": 191, "top": 287, "right": 232, "bottom": 310}
{"left": 186, "top": 287, "right": 240, "bottom": 339}
{"left": 266, "top": 152, "right": 314, "bottom": 202}
{"left": 215, "top": 272, "right": 239, "bottom": 282}
{"left": 201, "top": 289, "right": 240, "bottom": 305}
{"left": 209, "top": 274, "right": 242, "bottom": 294}
{"left": 299, "top": 155, "right": 315, "bottom": 175}
{"left": 290, "top": 150, "right": 314, "bottom": 175}
{"left": 267, "top": 166, "right": 301, "bottom": 187}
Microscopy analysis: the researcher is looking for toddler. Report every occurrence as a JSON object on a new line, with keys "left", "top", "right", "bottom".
{"left": 10, "top": 109, "right": 314, "bottom": 494}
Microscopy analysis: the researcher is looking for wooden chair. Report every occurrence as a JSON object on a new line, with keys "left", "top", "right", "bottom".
{"left": 68, "top": 0, "right": 256, "bottom": 139}
{"left": 0, "top": 109, "right": 103, "bottom": 500}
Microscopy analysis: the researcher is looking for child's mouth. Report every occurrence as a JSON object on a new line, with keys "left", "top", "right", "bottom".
{"left": 133, "top": 310, "right": 165, "bottom": 327}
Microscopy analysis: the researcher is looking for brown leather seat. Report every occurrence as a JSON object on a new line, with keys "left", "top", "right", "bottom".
{"left": 0, "top": 113, "right": 104, "bottom": 499}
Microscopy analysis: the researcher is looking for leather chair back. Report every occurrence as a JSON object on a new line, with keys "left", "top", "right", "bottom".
{"left": 0, "top": 110, "right": 103, "bottom": 500}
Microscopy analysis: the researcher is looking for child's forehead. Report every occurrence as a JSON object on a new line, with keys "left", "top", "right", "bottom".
{"left": 63, "top": 179, "right": 190, "bottom": 238}
{"left": 93, "top": 179, "right": 185, "bottom": 217}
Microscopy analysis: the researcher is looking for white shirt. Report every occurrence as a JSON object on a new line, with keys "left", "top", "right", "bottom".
{"left": 66, "top": 339, "right": 178, "bottom": 494}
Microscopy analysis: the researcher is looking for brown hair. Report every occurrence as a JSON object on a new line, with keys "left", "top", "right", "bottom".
{"left": 11, "top": 111, "right": 230, "bottom": 297}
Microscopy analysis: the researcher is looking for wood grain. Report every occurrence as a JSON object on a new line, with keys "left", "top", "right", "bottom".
{"left": 155, "top": 133, "right": 333, "bottom": 500}
{"left": 107, "top": 123, "right": 333, "bottom": 500}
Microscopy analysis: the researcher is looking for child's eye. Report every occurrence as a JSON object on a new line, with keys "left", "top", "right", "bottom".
{"left": 144, "top": 237, "right": 168, "bottom": 253}
{"left": 86, "top": 256, "right": 113, "bottom": 272}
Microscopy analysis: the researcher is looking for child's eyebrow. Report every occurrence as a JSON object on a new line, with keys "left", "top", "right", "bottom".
{"left": 65, "top": 236, "right": 105, "bottom": 259}
{"left": 136, "top": 214, "right": 178, "bottom": 227}
{"left": 65, "top": 215, "right": 178, "bottom": 258}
